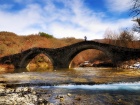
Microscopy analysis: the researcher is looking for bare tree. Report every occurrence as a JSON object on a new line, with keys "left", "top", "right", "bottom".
{"left": 104, "top": 29, "right": 118, "bottom": 45}
{"left": 131, "top": 0, "right": 140, "bottom": 33}
{"left": 132, "top": 21, "right": 140, "bottom": 33}
{"left": 118, "top": 30, "right": 135, "bottom": 47}
{"left": 131, "top": 0, "right": 140, "bottom": 17}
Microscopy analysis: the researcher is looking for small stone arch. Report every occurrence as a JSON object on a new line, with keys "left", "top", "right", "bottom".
{"left": 19, "top": 50, "right": 54, "bottom": 69}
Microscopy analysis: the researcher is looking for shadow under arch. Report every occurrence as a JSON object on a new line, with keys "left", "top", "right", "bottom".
{"left": 19, "top": 50, "right": 54, "bottom": 69}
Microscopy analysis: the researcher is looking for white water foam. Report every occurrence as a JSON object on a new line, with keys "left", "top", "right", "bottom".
{"left": 41, "top": 81, "right": 140, "bottom": 90}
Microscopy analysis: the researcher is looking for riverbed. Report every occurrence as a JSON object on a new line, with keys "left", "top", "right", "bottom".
{"left": 0, "top": 67, "right": 140, "bottom": 105}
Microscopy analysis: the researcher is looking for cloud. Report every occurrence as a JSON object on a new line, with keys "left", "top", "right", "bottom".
{"left": 106, "top": 0, "right": 132, "bottom": 13}
{"left": 45, "top": 0, "right": 133, "bottom": 39}
{"left": 41, "top": 0, "right": 109, "bottom": 39}
{"left": 0, "top": 0, "right": 134, "bottom": 39}
{"left": 0, "top": 4, "right": 43, "bottom": 35}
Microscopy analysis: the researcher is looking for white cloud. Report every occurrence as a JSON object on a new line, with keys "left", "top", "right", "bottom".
{"left": 0, "top": 4, "right": 42, "bottom": 35}
{"left": 106, "top": 0, "right": 132, "bottom": 12}
{"left": 45, "top": 0, "right": 133, "bottom": 39}
{"left": 0, "top": 0, "right": 134, "bottom": 39}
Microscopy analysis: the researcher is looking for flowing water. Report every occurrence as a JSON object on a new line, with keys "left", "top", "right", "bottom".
{"left": 0, "top": 67, "right": 140, "bottom": 105}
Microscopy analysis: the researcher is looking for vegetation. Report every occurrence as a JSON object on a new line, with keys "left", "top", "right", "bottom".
{"left": 103, "top": 29, "right": 140, "bottom": 48}
{"left": 39, "top": 32, "right": 54, "bottom": 38}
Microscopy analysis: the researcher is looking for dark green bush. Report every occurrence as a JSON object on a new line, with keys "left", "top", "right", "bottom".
{"left": 39, "top": 32, "right": 54, "bottom": 38}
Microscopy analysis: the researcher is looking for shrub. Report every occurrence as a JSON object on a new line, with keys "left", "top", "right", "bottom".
{"left": 39, "top": 32, "right": 54, "bottom": 38}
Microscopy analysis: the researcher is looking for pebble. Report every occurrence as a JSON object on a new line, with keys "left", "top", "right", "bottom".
{"left": 0, "top": 88, "right": 5, "bottom": 93}
{"left": 23, "top": 87, "right": 31, "bottom": 92}
{"left": 55, "top": 95, "right": 60, "bottom": 99}
{"left": 15, "top": 87, "right": 22, "bottom": 93}
{"left": 55, "top": 95, "right": 64, "bottom": 99}
{"left": 67, "top": 93, "right": 72, "bottom": 97}
{"left": 60, "top": 97, "right": 64, "bottom": 102}
{"left": 32, "top": 91, "right": 37, "bottom": 95}
{"left": 59, "top": 95, "right": 64, "bottom": 98}
{"left": 75, "top": 96, "right": 81, "bottom": 101}
{"left": 48, "top": 94, "right": 51, "bottom": 97}
{"left": 6, "top": 88, "right": 14, "bottom": 93}
{"left": 0, "top": 87, "right": 38, "bottom": 105}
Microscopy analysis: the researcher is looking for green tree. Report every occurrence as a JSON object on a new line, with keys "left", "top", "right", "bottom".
{"left": 39, "top": 32, "right": 54, "bottom": 38}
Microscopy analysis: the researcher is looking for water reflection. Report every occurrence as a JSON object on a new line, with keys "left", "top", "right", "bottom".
{"left": 14, "top": 67, "right": 54, "bottom": 73}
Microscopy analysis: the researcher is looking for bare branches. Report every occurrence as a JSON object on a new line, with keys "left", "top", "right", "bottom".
{"left": 131, "top": 0, "right": 140, "bottom": 17}
{"left": 131, "top": 0, "right": 140, "bottom": 33}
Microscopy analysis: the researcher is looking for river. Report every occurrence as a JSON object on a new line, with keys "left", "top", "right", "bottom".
{"left": 0, "top": 67, "right": 140, "bottom": 105}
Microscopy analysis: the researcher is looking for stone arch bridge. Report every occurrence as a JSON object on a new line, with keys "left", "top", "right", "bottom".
{"left": 0, "top": 41, "right": 140, "bottom": 69}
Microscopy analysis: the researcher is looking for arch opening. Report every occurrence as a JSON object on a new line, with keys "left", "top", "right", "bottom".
{"left": 18, "top": 50, "right": 54, "bottom": 71}
{"left": 26, "top": 53, "right": 53, "bottom": 71}
{"left": 69, "top": 49, "right": 113, "bottom": 68}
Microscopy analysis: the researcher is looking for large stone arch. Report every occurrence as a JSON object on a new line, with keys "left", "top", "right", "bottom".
{"left": 66, "top": 44, "right": 113, "bottom": 68}
{"left": 19, "top": 50, "right": 54, "bottom": 68}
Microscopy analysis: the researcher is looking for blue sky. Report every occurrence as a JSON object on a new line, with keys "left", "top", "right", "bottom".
{"left": 0, "top": 0, "right": 134, "bottom": 39}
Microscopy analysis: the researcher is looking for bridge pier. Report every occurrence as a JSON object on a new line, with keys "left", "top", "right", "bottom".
{"left": 49, "top": 55, "right": 71, "bottom": 69}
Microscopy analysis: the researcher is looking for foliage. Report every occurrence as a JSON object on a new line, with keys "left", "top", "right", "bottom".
{"left": 39, "top": 32, "right": 54, "bottom": 38}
